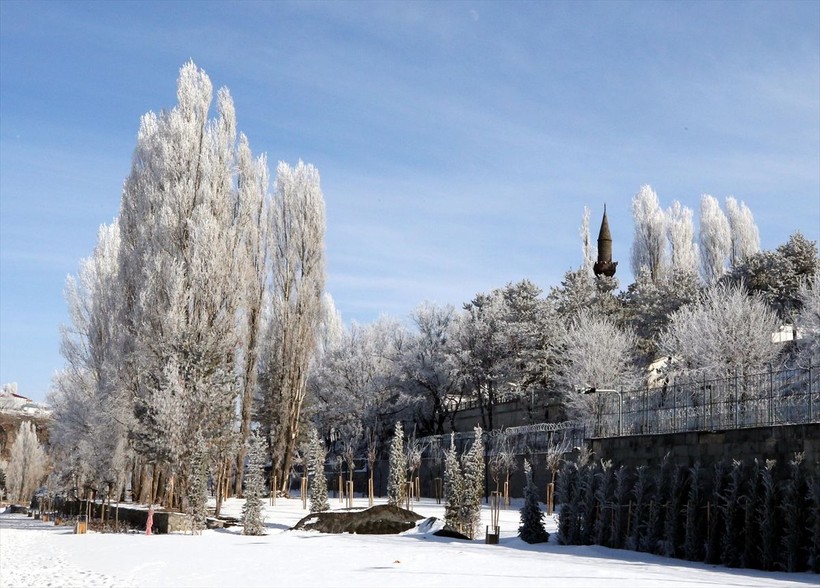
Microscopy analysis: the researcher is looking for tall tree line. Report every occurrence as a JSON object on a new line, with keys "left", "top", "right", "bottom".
{"left": 48, "top": 62, "right": 326, "bottom": 512}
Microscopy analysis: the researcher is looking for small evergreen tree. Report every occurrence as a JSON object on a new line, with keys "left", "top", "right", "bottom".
{"left": 242, "top": 432, "right": 267, "bottom": 535}
{"left": 627, "top": 465, "right": 650, "bottom": 551}
{"left": 756, "top": 459, "right": 777, "bottom": 571}
{"left": 578, "top": 461, "right": 598, "bottom": 544}
{"left": 808, "top": 468, "right": 820, "bottom": 573}
{"left": 387, "top": 422, "right": 406, "bottom": 507}
{"left": 661, "top": 464, "right": 685, "bottom": 558}
{"left": 720, "top": 460, "right": 744, "bottom": 567}
{"left": 519, "top": 460, "right": 550, "bottom": 544}
{"left": 593, "top": 460, "right": 614, "bottom": 547}
{"left": 308, "top": 432, "right": 329, "bottom": 513}
{"left": 741, "top": 459, "right": 762, "bottom": 569}
{"left": 705, "top": 461, "right": 728, "bottom": 565}
{"left": 780, "top": 453, "right": 807, "bottom": 572}
{"left": 461, "top": 426, "right": 485, "bottom": 539}
{"left": 443, "top": 433, "right": 464, "bottom": 533}
{"left": 682, "top": 463, "right": 703, "bottom": 562}
{"left": 187, "top": 433, "right": 209, "bottom": 535}
{"left": 556, "top": 461, "right": 579, "bottom": 545}
{"left": 610, "top": 465, "right": 630, "bottom": 549}
{"left": 643, "top": 454, "right": 671, "bottom": 554}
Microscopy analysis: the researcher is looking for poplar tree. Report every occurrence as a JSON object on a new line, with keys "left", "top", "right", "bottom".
{"left": 259, "top": 161, "right": 327, "bottom": 497}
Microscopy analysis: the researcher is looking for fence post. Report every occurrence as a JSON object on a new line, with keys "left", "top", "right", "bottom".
{"left": 808, "top": 360, "right": 813, "bottom": 423}
{"left": 734, "top": 368, "right": 739, "bottom": 429}
{"left": 768, "top": 363, "right": 774, "bottom": 426}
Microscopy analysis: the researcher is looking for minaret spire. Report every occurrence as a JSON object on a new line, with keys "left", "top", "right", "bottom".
{"left": 593, "top": 205, "right": 617, "bottom": 277}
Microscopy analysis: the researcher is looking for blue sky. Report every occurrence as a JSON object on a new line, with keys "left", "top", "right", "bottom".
{"left": 1, "top": 0, "right": 818, "bottom": 403}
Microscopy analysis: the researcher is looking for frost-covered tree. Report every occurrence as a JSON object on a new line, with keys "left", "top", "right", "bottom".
{"left": 725, "top": 197, "right": 760, "bottom": 268}
{"left": 793, "top": 272, "right": 820, "bottom": 367}
{"left": 187, "top": 434, "right": 209, "bottom": 534}
{"left": 387, "top": 422, "right": 406, "bottom": 506}
{"left": 580, "top": 205, "right": 596, "bottom": 275}
{"left": 666, "top": 201, "right": 699, "bottom": 277}
{"left": 619, "top": 267, "right": 700, "bottom": 363}
{"left": 518, "top": 460, "right": 549, "bottom": 543}
{"left": 631, "top": 185, "right": 667, "bottom": 283}
{"left": 555, "top": 309, "right": 639, "bottom": 420}
{"left": 310, "top": 316, "right": 408, "bottom": 461}
{"left": 455, "top": 281, "right": 558, "bottom": 431}
{"left": 399, "top": 302, "right": 461, "bottom": 435}
{"left": 118, "top": 62, "right": 252, "bottom": 508}
{"left": 49, "top": 220, "right": 131, "bottom": 504}
{"left": 460, "top": 427, "right": 485, "bottom": 539}
{"left": 699, "top": 194, "right": 731, "bottom": 285}
{"left": 308, "top": 431, "right": 329, "bottom": 513}
{"left": 258, "top": 161, "right": 326, "bottom": 496}
{"left": 234, "top": 138, "right": 270, "bottom": 497}
{"left": 727, "top": 232, "right": 818, "bottom": 322}
{"left": 242, "top": 432, "right": 267, "bottom": 535}
{"left": 443, "top": 433, "right": 464, "bottom": 533}
{"left": 6, "top": 421, "right": 47, "bottom": 504}
{"left": 660, "top": 283, "right": 780, "bottom": 378}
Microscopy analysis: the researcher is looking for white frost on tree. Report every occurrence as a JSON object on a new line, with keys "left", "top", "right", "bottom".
{"left": 242, "top": 432, "right": 268, "bottom": 535}
{"left": 630, "top": 185, "right": 668, "bottom": 283}
{"left": 580, "top": 205, "right": 596, "bottom": 275}
{"left": 442, "top": 433, "right": 464, "bottom": 533}
{"left": 666, "top": 201, "right": 699, "bottom": 277}
{"left": 660, "top": 283, "right": 780, "bottom": 378}
{"left": 7, "top": 421, "right": 47, "bottom": 504}
{"left": 460, "top": 426, "right": 485, "bottom": 539}
{"left": 308, "top": 431, "right": 329, "bottom": 513}
{"left": 258, "top": 160, "right": 327, "bottom": 497}
{"left": 556, "top": 309, "right": 639, "bottom": 420}
{"left": 117, "top": 61, "right": 256, "bottom": 510}
{"left": 793, "top": 272, "right": 820, "bottom": 368}
{"left": 699, "top": 194, "right": 731, "bottom": 285}
{"left": 387, "top": 421, "right": 406, "bottom": 506}
{"left": 725, "top": 197, "right": 760, "bottom": 268}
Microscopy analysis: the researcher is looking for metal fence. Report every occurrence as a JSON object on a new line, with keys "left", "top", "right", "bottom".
{"left": 586, "top": 364, "right": 819, "bottom": 438}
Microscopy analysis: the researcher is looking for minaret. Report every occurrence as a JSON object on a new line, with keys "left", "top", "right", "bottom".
{"left": 593, "top": 205, "right": 618, "bottom": 277}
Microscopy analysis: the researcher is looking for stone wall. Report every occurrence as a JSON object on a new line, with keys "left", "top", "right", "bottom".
{"left": 588, "top": 423, "right": 820, "bottom": 476}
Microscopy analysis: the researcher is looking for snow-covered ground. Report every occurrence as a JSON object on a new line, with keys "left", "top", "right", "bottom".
{"left": 1, "top": 496, "right": 816, "bottom": 588}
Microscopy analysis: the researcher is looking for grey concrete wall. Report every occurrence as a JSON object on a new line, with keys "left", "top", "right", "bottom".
{"left": 588, "top": 423, "right": 820, "bottom": 476}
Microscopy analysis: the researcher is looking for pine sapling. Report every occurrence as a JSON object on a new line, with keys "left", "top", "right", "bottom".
{"left": 460, "top": 426, "right": 485, "bottom": 539}
{"left": 187, "top": 433, "right": 209, "bottom": 535}
{"left": 593, "top": 460, "right": 613, "bottom": 547}
{"left": 779, "top": 453, "right": 807, "bottom": 572}
{"left": 627, "top": 465, "right": 650, "bottom": 551}
{"left": 387, "top": 422, "right": 406, "bottom": 507}
{"left": 610, "top": 465, "right": 630, "bottom": 549}
{"left": 443, "top": 433, "right": 464, "bottom": 534}
{"left": 720, "top": 459, "right": 743, "bottom": 567}
{"left": 579, "top": 461, "right": 598, "bottom": 545}
{"left": 518, "top": 460, "right": 549, "bottom": 544}
{"left": 242, "top": 432, "right": 267, "bottom": 535}
{"left": 308, "top": 432, "right": 329, "bottom": 513}
{"left": 682, "top": 463, "right": 703, "bottom": 562}
{"left": 756, "top": 459, "right": 777, "bottom": 571}
{"left": 556, "top": 461, "right": 579, "bottom": 545}
{"left": 705, "top": 461, "right": 728, "bottom": 565}
{"left": 661, "top": 464, "right": 685, "bottom": 558}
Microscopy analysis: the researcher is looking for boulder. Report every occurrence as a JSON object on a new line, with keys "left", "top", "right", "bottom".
{"left": 292, "top": 504, "right": 424, "bottom": 535}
